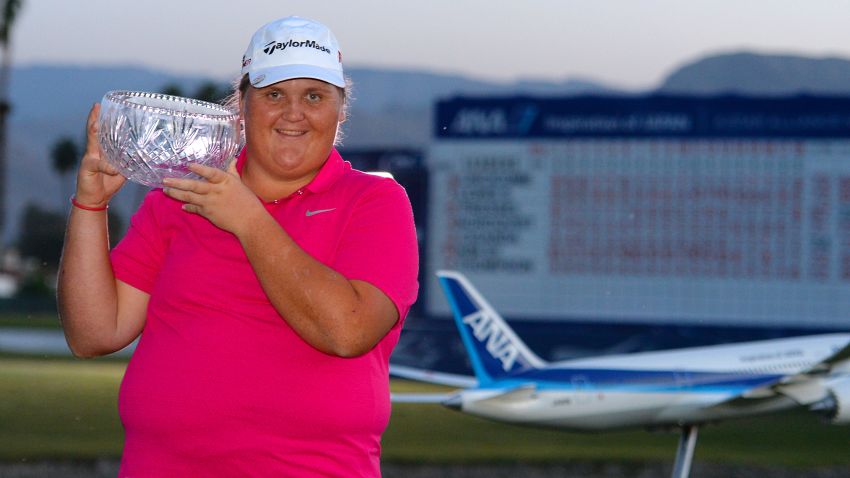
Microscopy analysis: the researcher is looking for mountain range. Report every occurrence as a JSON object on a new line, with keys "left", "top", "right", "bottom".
{"left": 6, "top": 50, "right": 850, "bottom": 243}
{"left": 658, "top": 52, "right": 850, "bottom": 95}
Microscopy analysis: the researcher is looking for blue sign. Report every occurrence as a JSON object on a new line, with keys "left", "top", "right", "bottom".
{"left": 435, "top": 95, "right": 850, "bottom": 139}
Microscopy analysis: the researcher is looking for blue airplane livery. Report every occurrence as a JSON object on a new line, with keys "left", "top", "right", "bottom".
{"left": 391, "top": 271, "right": 850, "bottom": 478}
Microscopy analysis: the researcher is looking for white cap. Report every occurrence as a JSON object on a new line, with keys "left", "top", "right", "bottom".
{"left": 241, "top": 16, "right": 344, "bottom": 88}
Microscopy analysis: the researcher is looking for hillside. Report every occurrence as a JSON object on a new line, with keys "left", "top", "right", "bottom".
{"left": 659, "top": 51, "right": 850, "bottom": 95}
{"left": 4, "top": 64, "right": 615, "bottom": 243}
{"left": 6, "top": 51, "right": 850, "bottom": 243}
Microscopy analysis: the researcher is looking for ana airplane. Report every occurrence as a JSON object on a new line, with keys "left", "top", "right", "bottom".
{"left": 391, "top": 271, "right": 850, "bottom": 478}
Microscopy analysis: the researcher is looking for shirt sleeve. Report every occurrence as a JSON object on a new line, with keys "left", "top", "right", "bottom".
{"left": 332, "top": 178, "right": 420, "bottom": 321}
{"left": 110, "top": 191, "right": 171, "bottom": 294}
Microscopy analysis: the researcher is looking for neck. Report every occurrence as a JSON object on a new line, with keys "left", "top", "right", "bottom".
{"left": 241, "top": 160, "right": 318, "bottom": 202}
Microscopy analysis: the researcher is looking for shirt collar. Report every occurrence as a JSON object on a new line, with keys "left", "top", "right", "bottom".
{"left": 235, "top": 147, "right": 348, "bottom": 196}
{"left": 305, "top": 148, "right": 348, "bottom": 194}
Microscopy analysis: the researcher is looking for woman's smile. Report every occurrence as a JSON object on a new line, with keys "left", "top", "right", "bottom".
{"left": 240, "top": 77, "right": 345, "bottom": 199}
{"left": 276, "top": 128, "right": 308, "bottom": 137}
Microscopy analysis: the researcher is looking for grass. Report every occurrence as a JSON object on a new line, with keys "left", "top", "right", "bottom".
{"left": 0, "top": 358, "right": 126, "bottom": 461}
{"left": 0, "top": 313, "right": 62, "bottom": 329}
{"left": 3, "top": 357, "right": 849, "bottom": 470}
{"left": 388, "top": 405, "right": 850, "bottom": 468}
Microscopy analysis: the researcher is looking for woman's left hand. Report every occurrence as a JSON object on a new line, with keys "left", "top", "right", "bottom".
{"left": 162, "top": 160, "right": 263, "bottom": 235}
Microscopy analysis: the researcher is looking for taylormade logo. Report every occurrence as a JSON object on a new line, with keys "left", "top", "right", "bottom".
{"left": 263, "top": 39, "right": 332, "bottom": 55}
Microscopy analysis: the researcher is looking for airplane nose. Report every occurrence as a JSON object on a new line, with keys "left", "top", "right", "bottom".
{"left": 442, "top": 393, "right": 463, "bottom": 410}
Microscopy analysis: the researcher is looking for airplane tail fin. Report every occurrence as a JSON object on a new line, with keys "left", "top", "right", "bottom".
{"left": 437, "top": 270, "right": 546, "bottom": 385}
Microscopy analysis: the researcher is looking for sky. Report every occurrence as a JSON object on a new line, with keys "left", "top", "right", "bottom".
{"left": 11, "top": 0, "right": 850, "bottom": 90}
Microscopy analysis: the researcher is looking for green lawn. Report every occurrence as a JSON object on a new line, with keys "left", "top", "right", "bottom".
{"left": 2, "top": 357, "right": 849, "bottom": 469}
{"left": 0, "top": 358, "right": 125, "bottom": 460}
{"left": 0, "top": 313, "right": 62, "bottom": 329}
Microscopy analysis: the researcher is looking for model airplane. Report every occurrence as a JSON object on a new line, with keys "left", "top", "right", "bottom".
{"left": 391, "top": 270, "right": 850, "bottom": 478}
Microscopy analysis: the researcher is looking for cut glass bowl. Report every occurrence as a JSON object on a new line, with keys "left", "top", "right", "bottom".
{"left": 98, "top": 90, "right": 242, "bottom": 188}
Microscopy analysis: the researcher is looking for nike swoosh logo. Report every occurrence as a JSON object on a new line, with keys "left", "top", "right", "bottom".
{"left": 305, "top": 208, "right": 336, "bottom": 217}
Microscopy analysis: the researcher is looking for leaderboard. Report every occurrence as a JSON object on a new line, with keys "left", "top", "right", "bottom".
{"left": 427, "top": 95, "right": 850, "bottom": 328}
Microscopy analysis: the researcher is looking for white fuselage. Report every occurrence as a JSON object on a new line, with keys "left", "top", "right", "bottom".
{"left": 453, "top": 333, "right": 850, "bottom": 430}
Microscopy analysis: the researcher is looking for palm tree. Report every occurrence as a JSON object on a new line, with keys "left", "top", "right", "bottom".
{"left": 160, "top": 83, "right": 184, "bottom": 97}
{"left": 193, "top": 81, "right": 229, "bottom": 104}
{"left": 0, "top": 0, "right": 22, "bottom": 245}
{"left": 51, "top": 136, "right": 78, "bottom": 213}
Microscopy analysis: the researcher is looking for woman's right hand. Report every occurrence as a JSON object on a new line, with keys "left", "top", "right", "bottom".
{"left": 74, "top": 103, "right": 126, "bottom": 208}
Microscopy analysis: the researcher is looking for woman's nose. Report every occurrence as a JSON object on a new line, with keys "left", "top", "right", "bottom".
{"left": 281, "top": 98, "right": 305, "bottom": 121}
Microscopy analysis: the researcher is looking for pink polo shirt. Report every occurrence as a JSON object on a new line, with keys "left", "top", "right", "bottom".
{"left": 110, "top": 149, "right": 418, "bottom": 477}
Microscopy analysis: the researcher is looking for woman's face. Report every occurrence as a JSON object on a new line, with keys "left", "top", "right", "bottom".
{"left": 241, "top": 78, "right": 345, "bottom": 186}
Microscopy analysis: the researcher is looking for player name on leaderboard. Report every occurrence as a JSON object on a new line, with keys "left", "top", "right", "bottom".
{"left": 428, "top": 95, "right": 850, "bottom": 329}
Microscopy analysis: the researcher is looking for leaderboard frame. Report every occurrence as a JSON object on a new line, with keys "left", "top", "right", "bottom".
{"left": 427, "top": 95, "right": 850, "bottom": 329}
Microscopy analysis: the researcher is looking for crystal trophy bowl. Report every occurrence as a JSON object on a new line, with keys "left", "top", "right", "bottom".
{"left": 98, "top": 90, "right": 242, "bottom": 188}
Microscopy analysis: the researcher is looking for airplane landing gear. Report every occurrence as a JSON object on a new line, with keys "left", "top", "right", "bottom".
{"left": 671, "top": 424, "right": 699, "bottom": 478}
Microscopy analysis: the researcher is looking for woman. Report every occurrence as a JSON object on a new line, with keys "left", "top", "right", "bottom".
{"left": 58, "top": 16, "right": 419, "bottom": 477}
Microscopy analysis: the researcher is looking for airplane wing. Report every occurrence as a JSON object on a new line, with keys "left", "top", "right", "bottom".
{"left": 389, "top": 364, "right": 472, "bottom": 404}
{"left": 390, "top": 364, "right": 478, "bottom": 388}
{"left": 805, "top": 340, "right": 850, "bottom": 372}
{"left": 706, "top": 340, "right": 850, "bottom": 408}
{"left": 390, "top": 392, "right": 457, "bottom": 403}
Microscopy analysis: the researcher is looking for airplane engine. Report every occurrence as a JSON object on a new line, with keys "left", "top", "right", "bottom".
{"left": 813, "top": 379, "right": 850, "bottom": 424}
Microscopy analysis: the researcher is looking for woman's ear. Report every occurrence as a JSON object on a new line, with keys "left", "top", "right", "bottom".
{"left": 337, "top": 86, "right": 348, "bottom": 124}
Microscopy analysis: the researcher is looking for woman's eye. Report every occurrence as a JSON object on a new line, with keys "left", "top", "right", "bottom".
{"left": 307, "top": 93, "right": 321, "bottom": 102}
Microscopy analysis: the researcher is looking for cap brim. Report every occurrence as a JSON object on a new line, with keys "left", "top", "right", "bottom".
{"left": 249, "top": 64, "right": 345, "bottom": 88}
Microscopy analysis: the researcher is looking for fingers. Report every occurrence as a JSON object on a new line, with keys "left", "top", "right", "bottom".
{"left": 84, "top": 103, "right": 102, "bottom": 156}
{"left": 162, "top": 178, "right": 218, "bottom": 218}
{"left": 81, "top": 153, "right": 120, "bottom": 177}
{"left": 180, "top": 203, "right": 202, "bottom": 215}
{"left": 82, "top": 104, "right": 108, "bottom": 174}
{"left": 99, "top": 160, "right": 121, "bottom": 176}
{"left": 162, "top": 176, "right": 208, "bottom": 194}
{"left": 187, "top": 162, "right": 230, "bottom": 183}
{"left": 162, "top": 184, "right": 203, "bottom": 205}
{"left": 162, "top": 162, "right": 242, "bottom": 211}
{"left": 75, "top": 103, "right": 128, "bottom": 204}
